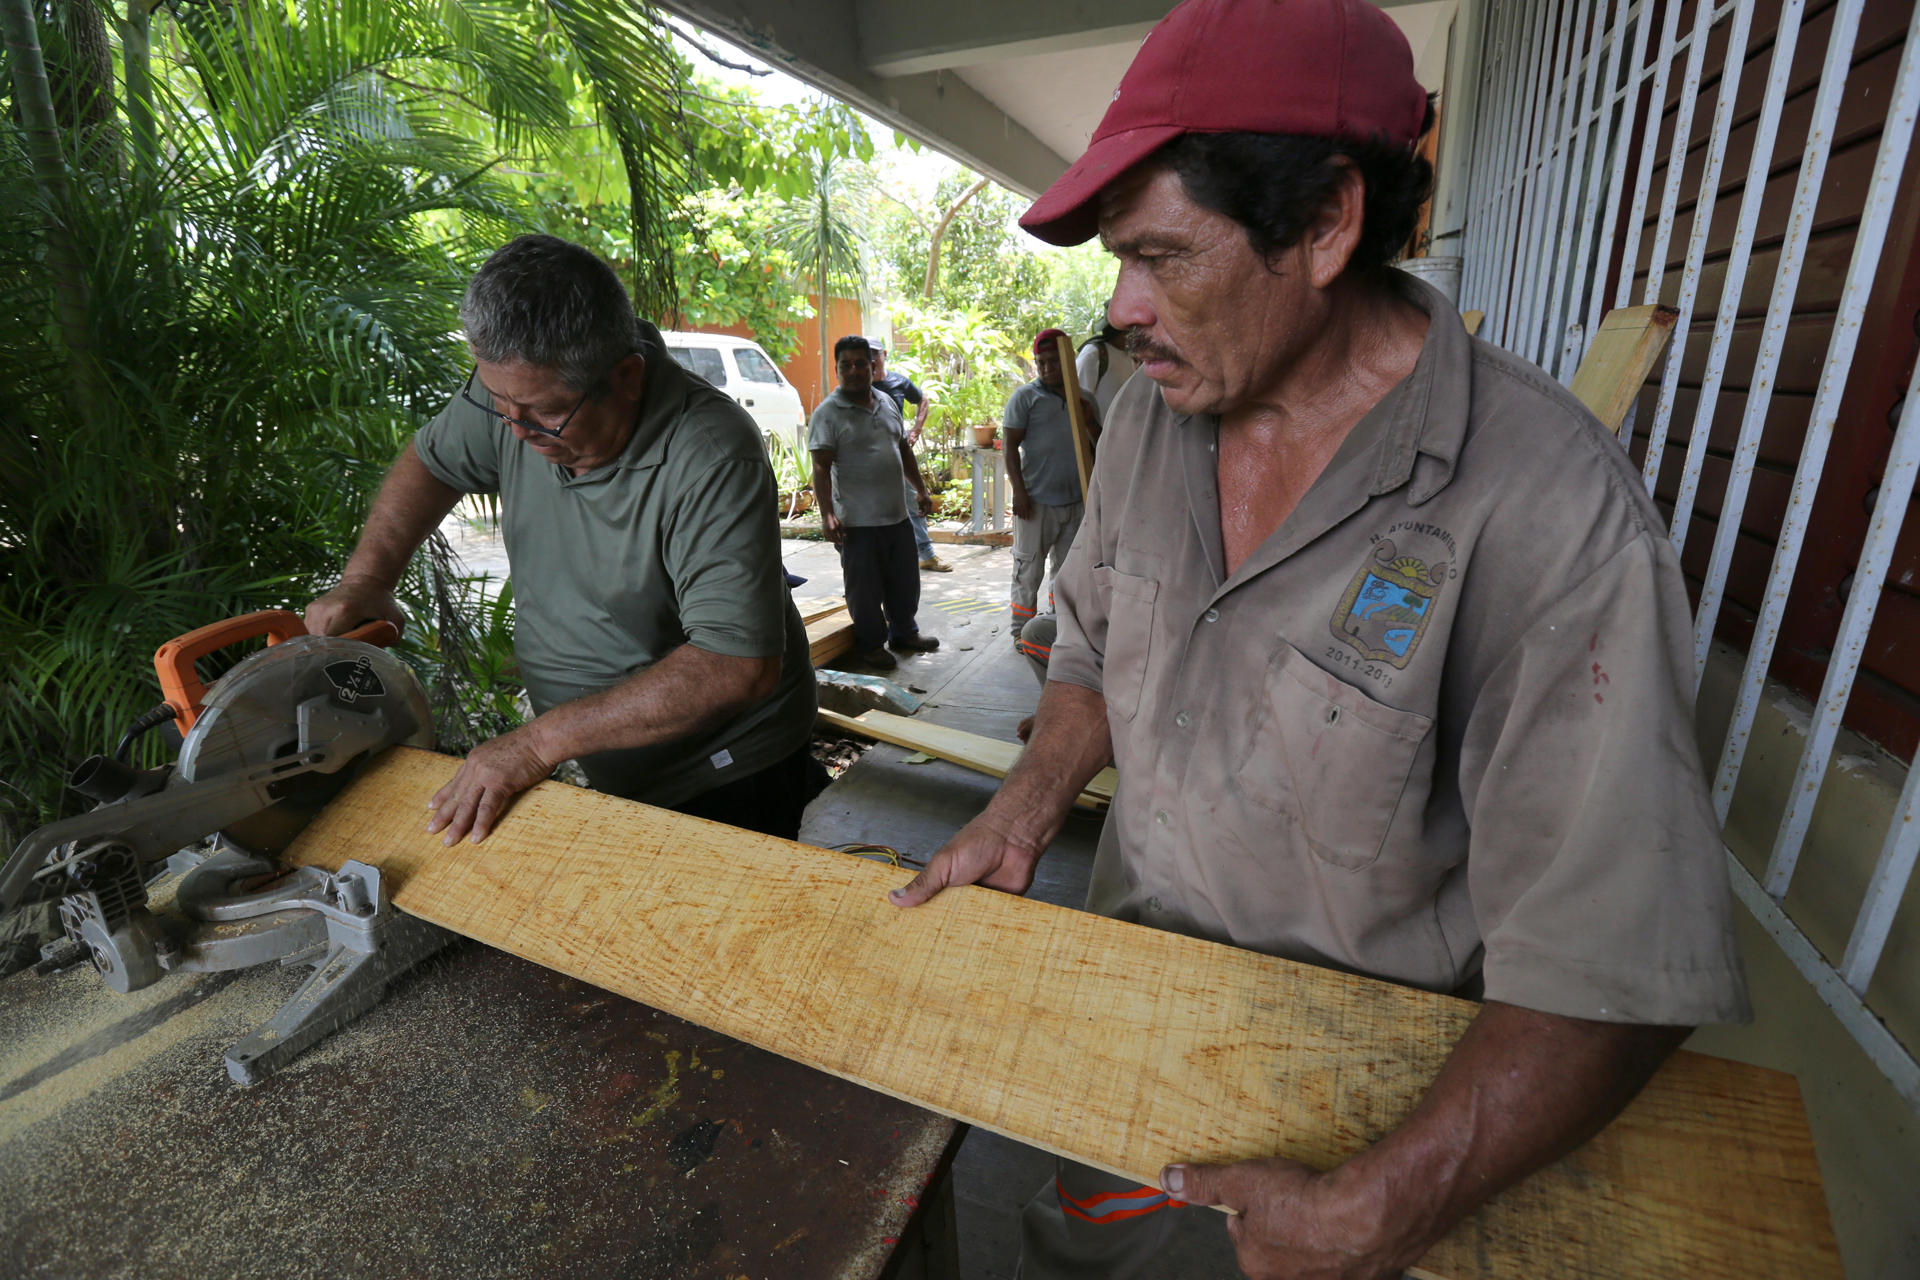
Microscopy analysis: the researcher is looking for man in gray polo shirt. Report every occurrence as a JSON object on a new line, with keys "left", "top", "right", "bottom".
{"left": 808, "top": 335, "right": 938, "bottom": 670}
{"left": 1004, "top": 327, "right": 1099, "bottom": 635}
{"left": 306, "top": 234, "right": 821, "bottom": 843}
{"left": 890, "top": 0, "right": 1748, "bottom": 1276}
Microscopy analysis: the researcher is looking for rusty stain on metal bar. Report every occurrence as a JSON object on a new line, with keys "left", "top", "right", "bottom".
{"left": 1487, "top": 0, "right": 1560, "bottom": 346}
{"left": 1636, "top": 0, "right": 1726, "bottom": 496}
{"left": 1841, "top": 754, "right": 1920, "bottom": 996}
{"left": 1712, "top": 0, "right": 1911, "bottom": 846}
{"left": 1559, "top": 0, "right": 1639, "bottom": 380}
{"left": 1613, "top": 0, "right": 1687, "bottom": 315}
{"left": 1727, "top": 854, "right": 1920, "bottom": 1110}
{"left": 1669, "top": 0, "right": 1810, "bottom": 558}
{"left": 1515, "top": 0, "right": 1595, "bottom": 363}
{"left": 1585, "top": 0, "right": 1660, "bottom": 359}
{"left": 1651, "top": 0, "right": 1763, "bottom": 551}
{"left": 1537, "top": 0, "right": 1608, "bottom": 369}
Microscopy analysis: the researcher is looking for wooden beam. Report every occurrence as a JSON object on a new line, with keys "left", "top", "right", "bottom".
{"left": 818, "top": 707, "right": 1113, "bottom": 810}
{"left": 286, "top": 748, "right": 1841, "bottom": 1280}
{"left": 1565, "top": 304, "right": 1681, "bottom": 433}
{"left": 799, "top": 597, "right": 846, "bottom": 625}
{"left": 806, "top": 609, "right": 856, "bottom": 666}
{"left": 1052, "top": 332, "right": 1095, "bottom": 502}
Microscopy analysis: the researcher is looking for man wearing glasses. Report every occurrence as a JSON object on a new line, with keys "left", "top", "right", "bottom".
{"left": 306, "top": 234, "right": 822, "bottom": 843}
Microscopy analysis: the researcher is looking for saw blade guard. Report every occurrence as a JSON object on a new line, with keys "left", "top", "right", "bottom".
{"left": 178, "top": 633, "right": 433, "bottom": 783}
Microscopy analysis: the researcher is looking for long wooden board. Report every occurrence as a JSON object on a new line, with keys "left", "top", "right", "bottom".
{"left": 806, "top": 608, "right": 855, "bottom": 666}
{"left": 1566, "top": 304, "right": 1680, "bottom": 432}
{"left": 286, "top": 748, "right": 1840, "bottom": 1280}
{"left": 798, "top": 597, "right": 846, "bottom": 625}
{"left": 1052, "top": 331, "right": 1095, "bottom": 502}
{"left": 818, "top": 707, "right": 1115, "bottom": 810}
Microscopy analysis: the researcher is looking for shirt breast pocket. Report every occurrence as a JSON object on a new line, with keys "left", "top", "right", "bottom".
{"left": 1233, "top": 643, "right": 1434, "bottom": 871}
{"left": 1093, "top": 564, "right": 1157, "bottom": 722}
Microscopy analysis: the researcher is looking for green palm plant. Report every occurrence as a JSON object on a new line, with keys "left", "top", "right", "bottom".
{"left": 0, "top": 0, "right": 691, "bottom": 846}
{"left": 770, "top": 145, "right": 876, "bottom": 402}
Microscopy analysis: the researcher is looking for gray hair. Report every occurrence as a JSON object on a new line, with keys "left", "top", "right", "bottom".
{"left": 460, "top": 234, "right": 643, "bottom": 392}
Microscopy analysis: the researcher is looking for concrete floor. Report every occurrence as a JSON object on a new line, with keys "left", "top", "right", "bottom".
{"left": 786, "top": 536, "right": 1102, "bottom": 1280}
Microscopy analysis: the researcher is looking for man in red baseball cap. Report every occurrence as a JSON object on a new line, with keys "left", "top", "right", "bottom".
{"left": 891, "top": 0, "right": 1749, "bottom": 1276}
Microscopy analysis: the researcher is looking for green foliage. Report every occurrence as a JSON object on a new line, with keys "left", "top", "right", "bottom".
{"left": 883, "top": 173, "right": 1051, "bottom": 340}
{"left": 887, "top": 298, "right": 1025, "bottom": 453}
{"left": 0, "top": 0, "right": 688, "bottom": 845}
{"left": 1044, "top": 241, "right": 1121, "bottom": 342}
{"left": 671, "top": 190, "right": 809, "bottom": 362}
{"left": 765, "top": 430, "right": 811, "bottom": 499}
{"left": 683, "top": 82, "right": 874, "bottom": 200}
{"left": 931, "top": 475, "right": 975, "bottom": 522}
{"left": 525, "top": 79, "right": 870, "bottom": 362}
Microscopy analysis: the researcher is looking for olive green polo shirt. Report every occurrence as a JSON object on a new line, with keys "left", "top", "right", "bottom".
{"left": 412, "top": 321, "right": 814, "bottom": 808}
{"left": 1047, "top": 273, "right": 1750, "bottom": 1026}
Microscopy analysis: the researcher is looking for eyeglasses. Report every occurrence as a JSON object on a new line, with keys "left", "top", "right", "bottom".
{"left": 459, "top": 366, "right": 589, "bottom": 439}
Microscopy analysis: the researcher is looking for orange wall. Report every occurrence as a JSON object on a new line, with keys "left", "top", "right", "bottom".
{"left": 706, "top": 294, "right": 864, "bottom": 413}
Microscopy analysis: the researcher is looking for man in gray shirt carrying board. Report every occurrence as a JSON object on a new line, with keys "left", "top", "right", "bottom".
{"left": 1004, "top": 328, "right": 1100, "bottom": 635}
{"left": 306, "top": 234, "right": 822, "bottom": 844}
{"left": 808, "top": 335, "right": 939, "bottom": 670}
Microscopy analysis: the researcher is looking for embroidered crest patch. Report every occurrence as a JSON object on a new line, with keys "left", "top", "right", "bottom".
{"left": 1331, "top": 539, "right": 1448, "bottom": 668}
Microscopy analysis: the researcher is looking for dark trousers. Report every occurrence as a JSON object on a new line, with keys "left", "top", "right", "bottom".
{"left": 670, "top": 743, "right": 829, "bottom": 841}
{"left": 839, "top": 520, "right": 921, "bottom": 649}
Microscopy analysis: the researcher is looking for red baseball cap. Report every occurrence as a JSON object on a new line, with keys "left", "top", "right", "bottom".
{"left": 1032, "top": 327, "right": 1068, "bottom": 354}
{"left": 1020, "top": 0, "right": 1428, "bottom": 246}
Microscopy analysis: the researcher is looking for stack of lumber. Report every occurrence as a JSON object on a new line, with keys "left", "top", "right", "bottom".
{"left": 818, "top": 707, "right": 1114, "bottom": 811}
{"left": 800, "top": 598, "right": 855, "bottom": 666}
{"left": 286, "top": 748, "right": 1841, "bottom": 1280}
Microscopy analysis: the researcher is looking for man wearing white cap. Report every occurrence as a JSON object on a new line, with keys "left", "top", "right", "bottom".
{"left": 889, "top": 0, "right": 1749, "bottom": 1276}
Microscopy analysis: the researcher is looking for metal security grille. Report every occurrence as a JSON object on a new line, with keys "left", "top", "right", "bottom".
{"left": 1455, "top": 0, "right": 1920, "bottom": 1110}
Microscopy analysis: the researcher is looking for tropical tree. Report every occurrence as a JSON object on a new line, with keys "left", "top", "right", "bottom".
{"left": 883, "top": 172, "right": 1052, "bottom": 343}
{"left": 0, "top": 0, "right": 690, "bottom": 844}
{"left": 770, "top": 141, "right": 878, "bottom": 399}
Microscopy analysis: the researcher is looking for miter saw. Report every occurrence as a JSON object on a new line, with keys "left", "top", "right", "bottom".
{"left": 0, "top": 609, "right": 453, "bottom": 1084}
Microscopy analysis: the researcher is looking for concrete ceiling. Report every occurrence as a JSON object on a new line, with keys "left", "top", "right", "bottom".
{"left": 657, "top": 0, "right": 1458, "bottom": 199}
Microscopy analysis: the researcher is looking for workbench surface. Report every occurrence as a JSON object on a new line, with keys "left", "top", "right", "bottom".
{"left": 0, "top": 932, "right": 956, "bottom": 1279}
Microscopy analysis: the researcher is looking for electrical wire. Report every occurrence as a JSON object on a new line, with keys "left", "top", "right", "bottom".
{"left": 833, "top": 843, "right": 928, "bottom": 869}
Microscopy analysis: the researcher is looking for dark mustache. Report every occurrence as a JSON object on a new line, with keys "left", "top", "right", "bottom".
{"left": 1122, "top": 329, "right": 1178, "bottom": 365}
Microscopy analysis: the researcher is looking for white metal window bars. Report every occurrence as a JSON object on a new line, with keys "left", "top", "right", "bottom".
{"left": 1458, "top": 0, "right": 1920, "bottom": 1111}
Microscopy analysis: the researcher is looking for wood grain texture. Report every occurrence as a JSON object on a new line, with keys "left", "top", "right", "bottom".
{"left": 817, "top": 708, "right": 1114, "bottom": 810}
{"left": 1566, "top": 304, "right": 1681, "bottom": 431}
{"left": 287, "top": 748, "right": 1840, "bottom": 1278}
{"left": 806, "top": 609, "right": 855, "bottom": 665}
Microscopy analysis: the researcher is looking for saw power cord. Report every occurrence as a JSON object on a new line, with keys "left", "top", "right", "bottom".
{"left": 114, "top": 701, "right": 178, "bottom": 762}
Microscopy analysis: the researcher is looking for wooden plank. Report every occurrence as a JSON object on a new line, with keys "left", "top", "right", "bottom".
{"left": 818, "top": 707, "right": 1114, "bottom": 810}
{"left": 1565, "top": 304, "right": 1681, "bottom": 432}
{"left": 799, "top": 597, "right": 846, "bottom": 625}
{"left": 1052, "top": 332, "right": 1095, "bottom": 502}
{"left": 285, "top": 748, "right": 1841, "bottom": 1280}
{"left": 1461, "top": 309, "right": 1485, "bottom": 337}
{"left": 807, "top": 609, "right": 855, "bottom": 666}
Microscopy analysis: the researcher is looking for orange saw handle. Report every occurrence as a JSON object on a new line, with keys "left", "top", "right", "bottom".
{"left": 155, "top": 609, "right": 401, "bottom": 735}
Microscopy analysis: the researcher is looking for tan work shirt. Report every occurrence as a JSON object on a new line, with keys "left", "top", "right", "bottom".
{"left": 1048, "top": 274, "right": 1749, "bottom": 1026}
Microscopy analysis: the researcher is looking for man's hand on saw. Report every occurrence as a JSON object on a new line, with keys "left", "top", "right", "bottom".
{"left": 1158, "top": 1157, "right": 1420, "bottom": 1280}
{"left": 427, "top": 728, "right": 557, "bottom": 846}
{"left": 305, "top": 576, "right": 406, "bottom": 638}
{"left": 888, "top": 811, "right": 1042, "bottom": 907}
